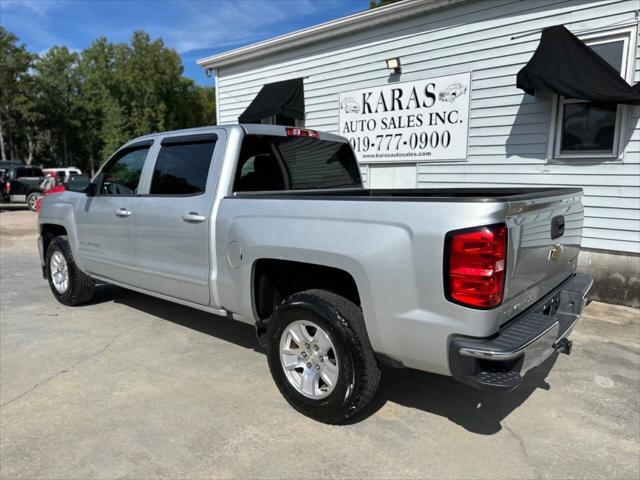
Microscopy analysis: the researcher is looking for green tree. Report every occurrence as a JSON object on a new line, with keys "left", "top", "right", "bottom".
{"left": 100, "top": 98, "right": 129, "bottom": 166}
{"left": 116, "top": 31, "right": 183, "bottom": 136}
{"left": 0, "top": 27, "right": 36, "bottom": 161}
{"left": 369, "top": 0, "right": 402, "bottom": 8}
{"left": 196, "top": 84, "right": 216, "bottom": 125}
{"left": 77, "top": 37, "right": 122, "bottom": 173}
{"left": 12, "top": 73, "right": 44, "bottom": 164}
{"left": 0, "top": 28, "right": 216, "bottom": 171}
{"left": 171, "top": 78, "right": 217, "bottom": 129}
{"left": 33, "top": 46, "right": 81, "bottom": 166}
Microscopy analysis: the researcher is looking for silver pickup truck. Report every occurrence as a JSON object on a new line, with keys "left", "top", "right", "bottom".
{"left": 38, "top": 124, "right": 592, "bottom": 423}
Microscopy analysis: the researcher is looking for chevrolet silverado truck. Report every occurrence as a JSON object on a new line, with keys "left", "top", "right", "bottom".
{"left": 38, "top": 124, "right": 592, "bottom": 423}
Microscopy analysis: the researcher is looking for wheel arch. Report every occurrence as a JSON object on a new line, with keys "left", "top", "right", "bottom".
{"left": 40, "top": 223, "right": 68, "bottom": 255}
{"left": 38, "top": 197, "right": 82, "bottom": 263}
{"left": 251, "top": 258, "right": 361, "bottom": 323}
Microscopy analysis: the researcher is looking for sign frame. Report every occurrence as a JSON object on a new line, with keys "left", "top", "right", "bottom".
{"left": 338, "top": 72, "right": 472, "bottom": 164}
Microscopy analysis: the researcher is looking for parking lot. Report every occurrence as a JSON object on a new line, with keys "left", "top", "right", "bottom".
{"left": 1, "top": 208, "right": 639, "bottom": 479}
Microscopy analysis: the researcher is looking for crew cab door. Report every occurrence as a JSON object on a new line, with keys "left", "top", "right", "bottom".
{"left": 75, "top": 141, "right": 152, "bottom": 285}
{"left": 133, "top": 132, "right": 222, "bottom": 306}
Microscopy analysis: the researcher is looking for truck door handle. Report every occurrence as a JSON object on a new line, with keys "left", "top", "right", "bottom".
{"left": 114, "top": 208, "right": 131, "bottom": 217}
{"left": 182, "top": 212, "right": 206, "bottom": 223}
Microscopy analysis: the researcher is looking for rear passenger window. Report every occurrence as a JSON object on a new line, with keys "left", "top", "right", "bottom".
{"left": 150, "top": 140, "right": 216, "bottom": 195}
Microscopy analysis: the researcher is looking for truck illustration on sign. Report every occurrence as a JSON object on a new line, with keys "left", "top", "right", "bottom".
{"left": 439, "top": 83, "right": 468, "bottom": 102}
{"left": 340, "top": 97, "right": 360, "bottom": 113}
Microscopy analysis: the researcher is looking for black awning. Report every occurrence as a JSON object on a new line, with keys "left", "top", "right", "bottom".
{"left": 238, "top": 78, "right": 305, "bottom": 123}
{"left": 517, "top": 25, "right": 640, "bottom": 105}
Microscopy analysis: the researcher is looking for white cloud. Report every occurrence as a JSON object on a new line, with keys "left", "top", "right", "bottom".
{"left": 1, "top": 0, "right": 79, "bottom": 51}
{"left": 1, "top": 0, "right": 363, "bottom": 62}
{"left": 1, "top": 0, "right": 70, "bottom": 17}
{"left": 156, "top": 0, "right": 357, "bottom": 54}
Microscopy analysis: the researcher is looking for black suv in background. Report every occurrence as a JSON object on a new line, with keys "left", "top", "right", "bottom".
{"left": 0, "top": 160, "right": 24, "bottom": 185}
{"left": 1, "top": 165, "right": 44, "bottom": 211}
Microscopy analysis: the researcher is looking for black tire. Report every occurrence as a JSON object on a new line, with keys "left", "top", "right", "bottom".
{"left": 266, "top": 289, "right": 380, "bottom": 424}
{"left": 45, "top": 235, "right": 95, "bottom": 306}
{"left": 27, "top": 192, "right": 41, "bottom": 211}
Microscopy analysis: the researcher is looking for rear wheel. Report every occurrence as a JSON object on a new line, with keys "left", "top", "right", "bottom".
{"left": 45, "top": 235, "right": 95, "bottom": 305}
{"left": 266, "top": 289, "right": 380, "bottom": 424}
{"left": 27, "top": 192, "right": 41, "bottom": 211}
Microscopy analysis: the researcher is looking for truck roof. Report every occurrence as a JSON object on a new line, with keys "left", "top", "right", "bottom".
{"left": 123, "top": 124, "right": 347, "bottom": 149}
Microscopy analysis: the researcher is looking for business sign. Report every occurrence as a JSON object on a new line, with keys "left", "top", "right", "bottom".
{"left": 338, "top": 72, "right": 471, "bottom": 163}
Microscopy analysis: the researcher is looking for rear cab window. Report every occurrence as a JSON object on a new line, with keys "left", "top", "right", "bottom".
{"left": 234, "top": 134, "right": 361, "bottom": 192}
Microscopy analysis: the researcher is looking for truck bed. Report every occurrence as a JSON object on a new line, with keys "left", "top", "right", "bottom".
{"left": 219, "top": 184, "right": 584, "bottom": 374}
{"left": 232, "top": 187, "right": 582, "bottom": 202}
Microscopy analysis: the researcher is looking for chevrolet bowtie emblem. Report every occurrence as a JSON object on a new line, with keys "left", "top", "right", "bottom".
{"left": 549, "top": 244, "right": 564, "bottom": 261}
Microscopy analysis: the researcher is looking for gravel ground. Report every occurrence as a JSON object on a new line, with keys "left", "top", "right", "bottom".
{"left": 1, "top": 209, "right": 639, "bottom": 479}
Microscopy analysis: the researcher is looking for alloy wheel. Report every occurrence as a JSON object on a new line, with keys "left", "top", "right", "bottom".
{"left": 50, "top": 251, "right": 69, "bottom": 294}
{"left": 279, "top": 320, "right": 339, "bottom": 400}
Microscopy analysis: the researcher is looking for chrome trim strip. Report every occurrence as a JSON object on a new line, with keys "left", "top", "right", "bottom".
{"left": 554, "top": 316, "right": 579, "bottom": 346}
{"left": 89, "top": 273, "right": 228, "bottom": 318}
{"left": 579, "top": 277, "right": 594, "bottom": 314}
{"left": 460, "top": 275, "right": 593, "bottom": 360}
{"left": 459, "top": 321, "right": 559, "bottom": 360}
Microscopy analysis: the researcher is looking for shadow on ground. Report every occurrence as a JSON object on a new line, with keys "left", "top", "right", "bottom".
{"left": 88, "top": 284, "right": 556, "bottom": 434}
{"left": 356, "top": 356, "right": 556, "bottom": 434}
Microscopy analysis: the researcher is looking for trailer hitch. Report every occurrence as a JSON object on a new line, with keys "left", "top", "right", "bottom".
{"left": 555, "top": 338, "right": 572, "bottom": 355}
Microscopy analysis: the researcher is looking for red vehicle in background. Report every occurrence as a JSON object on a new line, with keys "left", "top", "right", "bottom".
{"left": 35, "top": 172, "right": 65, "bottom": 212}
{"left": 35, "top": 173, "right": 90, "bottom": 212}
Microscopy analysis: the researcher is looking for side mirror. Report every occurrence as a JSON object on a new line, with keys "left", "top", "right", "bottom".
{"left": 90, "top": 172, "right": 106, "bottom": 197}
{"left": 85, "top": 182, "right": 98, "bottom": 197}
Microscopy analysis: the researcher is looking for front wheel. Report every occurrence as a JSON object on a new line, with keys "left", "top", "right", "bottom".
{"left": 27, "top": 192, "right": 42, "bottom": 211}
{"left": 266, "top": 289, "right": 380, "bottom": 424}
{"left": 45, "top": 235, "right": 95, "bottom": 305}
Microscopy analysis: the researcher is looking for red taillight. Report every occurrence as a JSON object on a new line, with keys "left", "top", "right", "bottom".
{"left": 5, "top": 182, "right": 10, "bottom": 194}
{"left": 445, "top": 224, "right": 507, "bottom": 309}
{"left": 286, "top": 127, "right": 319, "bottom": 139}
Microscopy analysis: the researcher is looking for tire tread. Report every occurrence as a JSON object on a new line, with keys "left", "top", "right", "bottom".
{"left": 301, "top": 289, "right": 380, "bottom": 423}
{"left": 46, "top": 235, "right": 95, "bottom": 305}
{"left": 267, "top": 288, "right": 380, "bottom": 424}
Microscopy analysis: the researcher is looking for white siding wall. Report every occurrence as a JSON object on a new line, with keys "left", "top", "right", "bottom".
{"left": 216, "top": 0, "right": 640, "bottom": 254}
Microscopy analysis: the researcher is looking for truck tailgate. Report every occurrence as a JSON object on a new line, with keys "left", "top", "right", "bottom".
{"left": 502, "top": 190, "right": 584, "bottom": 317}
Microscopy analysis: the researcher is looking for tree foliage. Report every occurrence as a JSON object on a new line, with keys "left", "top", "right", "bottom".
{"left": 0, "top": 28, "right": 36, "bottom": 163}
{"left": 369, "top": 0, "right": 403, "bottom": 8}
{"left": 0, "top": 27, "right": 216, "bottom": 173}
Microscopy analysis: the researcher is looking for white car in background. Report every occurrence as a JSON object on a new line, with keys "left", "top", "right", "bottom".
{"left": 43, "top": 167, "right": 82, "bottom": 184}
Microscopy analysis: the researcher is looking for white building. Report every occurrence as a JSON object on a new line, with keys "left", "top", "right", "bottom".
{"left": 198, "top": 0, "right": 640, "bottom": 306}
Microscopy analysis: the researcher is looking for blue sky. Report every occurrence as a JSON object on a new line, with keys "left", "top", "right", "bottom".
{"left": 1, "top": 0, "right": 369, "bottom": 86}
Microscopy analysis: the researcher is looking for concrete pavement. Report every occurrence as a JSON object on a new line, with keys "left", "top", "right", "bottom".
{"left": 1, "top": 210, "right": 638, "bottom": 479}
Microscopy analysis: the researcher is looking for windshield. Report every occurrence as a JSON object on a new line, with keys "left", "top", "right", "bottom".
{"left": 234, "top": 134, "right": 362, "bottom": 192}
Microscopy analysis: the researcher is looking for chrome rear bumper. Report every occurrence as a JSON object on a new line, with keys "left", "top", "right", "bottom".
{"left": 448, "top": 273, "right": 593, "bottom": 391}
